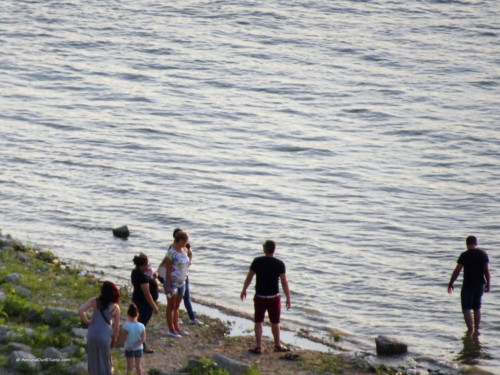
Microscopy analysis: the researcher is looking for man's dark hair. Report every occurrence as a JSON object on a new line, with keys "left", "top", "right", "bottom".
{"left": 466, "top": 235, "right": 477, "bottom": 247}
{"left": 263, "top": 240, "right": 276, "bottom": 254}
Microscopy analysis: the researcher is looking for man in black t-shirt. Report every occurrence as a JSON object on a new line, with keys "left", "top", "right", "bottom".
{"left": 241, "top": 240, "right": 291, "bottom": 354}
{"left": 448, "top": 235, "right": 491, "bottom": 334}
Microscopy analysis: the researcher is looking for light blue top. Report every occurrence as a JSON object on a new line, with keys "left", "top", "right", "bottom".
{"left": 124, "top": 321, "right": 145, "bottom": 351}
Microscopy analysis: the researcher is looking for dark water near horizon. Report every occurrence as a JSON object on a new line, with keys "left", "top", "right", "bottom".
{"left": 1, "top": 0, "right": 499, "bottom": 373}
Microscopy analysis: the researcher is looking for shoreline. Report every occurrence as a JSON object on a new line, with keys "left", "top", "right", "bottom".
{"left": 0, "top": 231, "right": 483, "bottom": 375}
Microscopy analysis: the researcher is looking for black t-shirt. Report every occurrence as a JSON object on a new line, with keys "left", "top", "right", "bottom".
{"left": 458, "top": 248, "right": 489, "bottom": 288}
{"left": 250, "top": 256, "right": 286, "bottom": 296}
{"left": 131, "top": 268, "right": 159, "bottom": 305}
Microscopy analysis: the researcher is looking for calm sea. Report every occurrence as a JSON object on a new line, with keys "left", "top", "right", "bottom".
{"left": 1, "top": 0, "right": 499, "bottom": 372}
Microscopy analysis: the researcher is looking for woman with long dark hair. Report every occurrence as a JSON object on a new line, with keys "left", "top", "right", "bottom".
{"left": 78, "top": 281, "right": 121, "bottom": 375}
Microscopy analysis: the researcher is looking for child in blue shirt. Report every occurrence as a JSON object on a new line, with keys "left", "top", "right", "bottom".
{"left": 121, "top": 303, "right": 146, "bottom": 375}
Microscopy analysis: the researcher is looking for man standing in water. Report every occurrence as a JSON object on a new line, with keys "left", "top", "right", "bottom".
{"left": 448, "top": 235, "right": 490, "bottom": 334}
{"left": 241, "top": 240, "right": 291, "bottom": 354}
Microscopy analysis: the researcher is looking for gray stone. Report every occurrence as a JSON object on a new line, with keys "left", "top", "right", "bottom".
{"left": 15, "top": 285, "right": 31, "bottom": 298}
{"left": 44, "top": 307, "right": 79, "bottom": 325}
{"left": 7, "top": 342, "right": 32, "bottom": 353}
{"left": 7, "top": 327, "right": 34, "bottom": 342}
{"left": 212, "top": 353, "right": 250, "bottom": 375}
{"left": 61, "top": 344, "right": 79, "bottom": 356}
{"left": 72, "top": 327, "right": 87, "bottom": 338}
{"left": 4, "top": 272, "right": 21, "bottom": 284}
{"left": 112, "top": 225, "right": 130, "bottom": 238}
{"left": 0, "top": 325, "right": 13, "bottom": 342}
{"left": 43, "top": 346, "right": 66, "bottom": 360}
{"left": 187, "top": 357, "right": 203, "bottom": 369}
{"left": 375, "top": 335, "right": 408, "bottom": 356}
{"left": 17, "top": 252, "right": 29, "bottom": 262}
{"left": 7, "top": 350, "right": 42, "bottom": 372}
{"left": 68, "top": 362, "right": 88, "bottom": 375}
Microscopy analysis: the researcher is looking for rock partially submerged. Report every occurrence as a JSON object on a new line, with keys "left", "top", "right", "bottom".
{"left": 375, "top": 335, "right": 408, "bottom": 356}
{"left": 112, "top": 225, "right": 130, "bottom": 239}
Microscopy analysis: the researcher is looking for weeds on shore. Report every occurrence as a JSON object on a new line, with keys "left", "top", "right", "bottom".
{"left": 0, "top": 237, "right": 129, "bottom": 373}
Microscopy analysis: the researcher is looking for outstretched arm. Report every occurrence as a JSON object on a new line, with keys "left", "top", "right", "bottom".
{"left": 448, "top": 264, "right": 463, "bottom": 294}
{"left": 240, "top": 270, "right": 255, "bottom": 301}
{"left": 280, "top": 273, "right": 291, "bottom": 310}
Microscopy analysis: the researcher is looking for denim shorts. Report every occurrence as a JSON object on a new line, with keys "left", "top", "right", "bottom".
{"left": 125, "top": 349, "right": 143, "bottom": 358}
{"left": 163, "top": 281, "right": 185, "bottom": 297}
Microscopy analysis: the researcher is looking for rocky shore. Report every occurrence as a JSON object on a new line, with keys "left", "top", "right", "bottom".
{"left": 0, "top": 232, "right": 464, "bottom": 375}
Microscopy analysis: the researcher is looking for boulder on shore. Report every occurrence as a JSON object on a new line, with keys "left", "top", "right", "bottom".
{"left": 212, "top": 353, "right": 250, "bottom": 375}
{"left": 375, "top": 335, "right": 408, "bottom": 356}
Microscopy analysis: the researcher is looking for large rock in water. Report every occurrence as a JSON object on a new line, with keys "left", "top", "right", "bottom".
{"left": 112, "top": 225, "right": 130, "bottom": 239}
{"left": 375, "top": 335, "right": 408, "bottom": 356}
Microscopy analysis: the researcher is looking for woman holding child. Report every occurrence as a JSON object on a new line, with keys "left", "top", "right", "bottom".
{"left": 131, "top": 253, "right": 159, "bottom": 353}
{"left": 162, "top": 230, "right": 190, "bottom": 338}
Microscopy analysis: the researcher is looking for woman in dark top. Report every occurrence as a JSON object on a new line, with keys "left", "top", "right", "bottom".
{"left": 131, "top": 253, "right": 159, "bottom": 353}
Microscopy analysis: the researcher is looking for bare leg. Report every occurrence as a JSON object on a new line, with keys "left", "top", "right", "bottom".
{"left": 254, "top": 322, "right": 263, "bottom": 349}
{"left": 166, "top": 297, "right": 176, "bottom": 333}
{"left": 135, "top": 356, "right": 142, "bottom": 375}
{"left": 126, "top": 357, "right": 133, "bottom": 374}
{"left": 173, "top": 295, "right": 183, "bottom": 333}
{"left": 473, "top": 309, "right": 481, "bottom": 332}
{"left": 463, "top": 310, "right": 474, "bottom": 334}
{"left": 271, "top": 323, "right": 281, "bottom": 347}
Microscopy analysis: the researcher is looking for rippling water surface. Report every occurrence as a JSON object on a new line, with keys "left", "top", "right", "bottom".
{"left": 1, "top": 0, "right": 499, "bottom": 372}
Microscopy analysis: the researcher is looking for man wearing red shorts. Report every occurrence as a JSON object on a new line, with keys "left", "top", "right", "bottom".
{"left": 241, "top": 240, "right": 291, "bottom": 354}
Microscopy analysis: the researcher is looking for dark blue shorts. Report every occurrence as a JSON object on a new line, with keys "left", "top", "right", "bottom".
{"left": 125, "top": 349, "right": 143, "bottom": 358}
{"left": 461, "top": 285, "right": 484, "bottom": 311}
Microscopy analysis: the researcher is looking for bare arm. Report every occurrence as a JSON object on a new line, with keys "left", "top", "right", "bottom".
{"left": 127, "top": 328, "right": 146, "bottom": 352}
{"left": 117, "top": 328, "right": 128, "bottom": 346}
{"left": 448, "top": 264, "right": 463, "bottom": 294}
{"left": 280, "top": 273, "right": 291, "bottom": 310}
{"left": 140, "top": 283, "right": 159, "bottom": 314}
{"left": 78, "top": 297, "right": 97, "bottom": 326}
{"left": 165, "top": 258, "right": 174, "bottom": 296}
{"left": 110, "top": 304, "right": 121, "bottom": 348}
{"left": 484, "top": 263, "right": 491, "bottom": 292}
{"left": 240, "top": 270, "right": 255, "bottom": 301}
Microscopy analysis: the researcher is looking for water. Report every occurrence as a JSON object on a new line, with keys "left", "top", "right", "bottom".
{"left": 1, "top": 0, "right": 499, "bottom": 372}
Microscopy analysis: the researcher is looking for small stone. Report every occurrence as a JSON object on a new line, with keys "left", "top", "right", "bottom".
{"left": 15, "top": 285, "right": 31, "bottom": 298}
{"left": 5, "top": 273, "right": 22, "bottom": 284}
